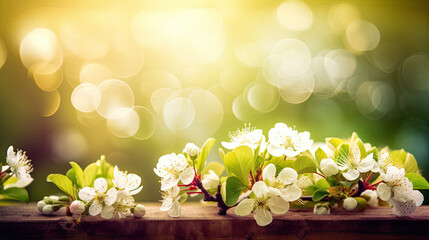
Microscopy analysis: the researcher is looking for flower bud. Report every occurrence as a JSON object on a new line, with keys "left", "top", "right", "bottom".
{"left": 183, "top": 143, "right": 199, "bottom": 158}
{"left": 42, "top": 205, "right": 54, "bottom": 215}
{"left": 202, "top": 170, "right": 220, "bottom": 191}
{"left": 361, "top": 190, "right": 378, "bottom": 207}
{"left": 43, "top": 196, "right": 53, "bottom": 204}
{"left": 37, "top": 201, "right": 46, "bottom": 212}
{"left": 70, "top": 200, "right": 86, "bottom": 215}
{"left": 49, "top": 195, "right": 60, "bottom": 202}
{"left": 133, "top": 204, "right": 146, "bottom": 218}
{"left": 343, "top": 197, "right": 357, "bottom": 210}
{"left": 320, "top": 158, "right": 339, "bottom": 177}
{"left": 313, "top": 203, "right": 330, "bottom": 215}
{"left": 58, "top": 195, "right": 70, "bottom": 202}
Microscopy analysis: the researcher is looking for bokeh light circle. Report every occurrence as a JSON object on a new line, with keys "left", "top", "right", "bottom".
{"left": 71, "top": 83, "right": 98, "bottom": 112}
{"left": 277, "top": 0, "right": 313, "bottom": 31}
{"left": 163, "top": 97, "right": 195, "bottom": 130}
{"left": 346, "top": 20, "right": 380, "bottom": 52}
{"left": 132, "top": 106, "right": 157, "bottom": 140}
{"left": 247, "top": 82, "right": 280, "bottom": 113}
{"left": 401, "top": 54, "right": 429, "bottom": 91}
{"left": 80, "top": 63, "right": 112, "bottom": 85}
{"left": 0, "top": 39, "right": 7, "bottom": 70}
{"left": 107, "top": 108, "right": 140, "bottom": 138}
{"left": 94, "top": 79, "right": 134, "bottom": 118}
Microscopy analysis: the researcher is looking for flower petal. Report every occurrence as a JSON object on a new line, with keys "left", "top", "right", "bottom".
{"left": 391, "top": 199, "right": 417, "bottom": 217}
{"left": 169, "top": 200, "right": 181, "bottom": 217}
{"left": 278, "top": 167, "right": 298, "bottom": 185}
{"left": 280, "top": 184, "right": 302, "bottom": 202}
{"left": 4, "top": 177, "right": 33, "bottom": 190}
{"left": 342, "top": 169, "right": 360, "bottom": 181}
{"left": 235, "top": 199, "right": 254, "bottom": 216}
{"left": 412, "top": 190, "right": 424, "bottom": 207}
{"left": 101, "top": 205, "right": 115, "bottom": 219}
{"left": 252, "top": 181, "right": 268, "bottom": 198}
{"left": 79, "top": 187, "right": 96, "bottom": 202}
{"left": 160, "top": 198, "right": 173, "bottom": 211}
{"left": 377, "top": 183, "right": 392, "bottom": 201}
{"left": 89, "top": 201, "right": 103, "bottom": 216}
{"left": 160, "top": 175, "right": 179, "bottom": 191}
{"left": 357, "top": 153, "right": 374, "bottom": 173}
{"left": 284, "top": 148, "right": 300, "bottom": 158}
{"left": 267, "top": 143, "right": 284, "bottom": 157}
{"left": 254, "top": 207, "right": 273, "bottom": 226}
{"left": 267, "top": 196, "right": 289, "bottom": 214}
{"left": 126, "top": 174, "right": 141, "bottom": 191}
{"left": 221, "top": 141, "right": 236, "bottom": 150}
{"left": 179, "top": 167, "right": 195, "bottom": 185}
{"left": 114, "top": 166, "right": 127, "bottom": 189}
{"left": 262, "top": 164, "right": 276, "bottom": 183}
{"left": 105, "top": 188, "right": 118, "bottom": 206}
{"left": 94, "top": 178, "right": 108, "bottom": 193}
{"left": 129, "top": 185, "right": 143, "bottom": 195}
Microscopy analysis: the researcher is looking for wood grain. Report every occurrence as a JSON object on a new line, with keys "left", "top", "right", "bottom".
{"left": 1, "top": 203, "right": 429, "bottom": 239}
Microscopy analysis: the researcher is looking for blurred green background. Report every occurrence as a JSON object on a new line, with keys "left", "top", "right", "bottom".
{"left": 0, "top": 0, "right": 429, "bottom": 203}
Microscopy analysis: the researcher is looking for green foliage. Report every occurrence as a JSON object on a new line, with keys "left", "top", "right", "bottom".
{"left": 314, "top": 147, "right": 327, "bottom": 165}
{"left": 406, "top": 173, "right": 429, "bottom": 189}
{"left": 367, "top": 147, "right": 378, "bottom": 161}
{"left": 69, "top": 162, "right": 84, "bottom": 188}
{"left": 0, "top": 188, "right": 29, "bottom": 203}
{"left": 355, "top": 138, "right": 367, "bottom": 158}
{"left": 314, "top": 178, "right": 330, "bottom": 190}
{"left": 47, "top": 174, "right": 74, "bottom": 198}
{"left": 334, "top": 143, "right": 349, "bottom": 165}
{"left": 312, "top": 189, "right": 329, "bottom": 202}
{"left": 223, "top": 146, "right": 253, "bottom": 186}
{"left": 82, "top": 163, "right": 98, "bottom": 187}
{"left": 268, "top": 156, "right": 294, "bottom": 169}
{"left": 223, "top": 176, "right": 249, "bottom": 206}
{"left": 404, "top": 153, "right": 418, "bottom": 173}
{"left": 390, "top": 149, "right": 407, "bottom": 165}
{"left": 326, "top": 137, "right": 345, "bottom": 149}
{"left": 201, "top": 161, "right": 224, "bottom": 177}
{"left": 178, "top": 191, "right": 188, "bottom": 204}
{"left": 196, "top": 138, "right": 216, "bottom": 175}
{"left": 293, "top": 155, "right": 317, "bottom": 174}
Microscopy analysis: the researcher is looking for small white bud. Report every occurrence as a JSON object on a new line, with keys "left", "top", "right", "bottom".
{"left": 313, "top": 203, "right": 330, "bottom": 215}
{"left": 70, "top": 200, "right": 86, "bottom": 214}
{"left": 42, "top": 205, "right": 54, "bottom": 215}
{"left": 183, "top": 143, "right": 200, "bottom": 158}
{"left": 49, "top": 195, "right": 60, "bottom": 202}
{"left": 344, "top": 197, "right": 358, "bottom": 210}
{"left": 202, "top": 170, "right": 219, "bottom": 191}
{"left": 320, "top": 158, "right": 339, "bottom": 177}
{"left": 361, "top": 190, "right": 379, "bottom": 207}
{"left": 37, "top": 201, "right": 46, "bottom": 212}
{"left": 133, "top": 204, "right": 146, "bottom": 218}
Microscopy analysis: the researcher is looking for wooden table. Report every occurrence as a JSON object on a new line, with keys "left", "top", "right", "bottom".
{"left": 0, "top": 203, "right": 428, "bottom": 239}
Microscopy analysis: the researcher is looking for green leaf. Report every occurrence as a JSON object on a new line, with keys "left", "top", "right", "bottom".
{"left": 47, "top": 174, "right": 74, "bottom": 198}
{"left": 326, "top": 137, "right": 345, "bottom": 149}
{"left": 66, "top": 169, "right": 77, "bottom": 186}
{"left": 314, "top": 178, "right": 330, "bottom": 190}
{"left": 314, "top": 147, "right": 327, "bottom": 165}
{"left": 69, "top": 162, "right": 84, "bottom": 188}
{"left": 223, "top": 146, "right": 253, "bottom": 186}
{"left": 406, "top": 173, "right": 429, "bottom": 189}
{"left": 3, "top": 176, "right": 17, "bottom": 186}
{"left": 312, "top": 189, "right": 329, "bottom": 202}
{"left": 305, "top": 186, "right": 318, "bottom": 196}
{"left": 224, "top": 176, "right": 249, "bottom": 207}
{"left": 82, "top": 163, "right": 99, "bottom": 187}
{"left": 339, "top": 181, "right": 356, "bottom": 188}
{"left": 269, "top": 156, "right": 294, "bottom": 169}
{"left": 293, "top": 155, "right": 317, "bottom": 174}
{"left": 178, "top": 191, "right": 188, "bottom": 204}
{"left": 356, "top": 138, "right": 367, "bottom": 158}
{"left": 334, "top": 143, "right": 349, "bottom": 167}
{"left": 196, "top": 138, "right": 216, "bottom": 175}
{"left": 201, "top": 161, "right": 224, "bottom": 177}
{"left": 390, "top": 149, "right": 407, "bottom": 166}
{"left": 350, "top": 132, "right": 360, "bottom": 142}
{"left": 404, "top": 153, "right": 418, "bottom": 173}
{"left": 96, "top": 155, "right": 110, "bottom": 178}
{"left": 325, "top": 176, "right": 340, "bottom": 187}
{"left": 367, "top": 147, "right": 378, "bottom": 162}
{"left": 0, "top": 188, "right": 29, "bottom": 203}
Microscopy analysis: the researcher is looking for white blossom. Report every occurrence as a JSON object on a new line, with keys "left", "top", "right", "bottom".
{"left": 113, "top": 166, "right": 143, "bottom": 195}
{"left": 235, "top": 181, "right": 290, "bottom": 226}
{"left": 101, "top": 190, "right": 135, "bottom": 219}
{"left": 262, "top": 164, "right": 302, "bottom": 202}
{"left": 343, "top": 197, "right": 357, "bottom": 210}
{"left": 337, "top": 144, "right": 374, "bottom": 181}
{"left": 267, "top": 123, "right": 313, "bottom": 158}
{"left": 70, "top": 200, "right": 86, "bottom": 214}
{"left": 202, "top": 170, "right": 219, "bottom": 191}
{"left": 154, "top": 153, "right": 194, "bottom": 191}
{"left": 78, "top": 178, "right": 118, "bottom": 217}
{"left": 371, "top": 151, "right": 394, "bottom": 174}
{"left": 160, "top": 186, "right": 182, "bottom": 217}
{"left": 320, "top": 158, "right": 339, "bottom": 177}
{"left": 183, "top": 143, "right": 200, "bottom": 158}
{"left": 221, "top": 124, "right": 264, "bottom": 150}
{"left": 5, "top": 146, "right": 33, "bottom": 189}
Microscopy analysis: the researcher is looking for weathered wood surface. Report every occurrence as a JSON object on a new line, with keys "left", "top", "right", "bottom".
{"left": 1, "top": 203, "right": 429, "bottom": 240}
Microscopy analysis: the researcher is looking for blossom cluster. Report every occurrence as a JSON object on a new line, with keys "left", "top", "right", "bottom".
{"left": 0, "top": 146, "right": 33, "bottom": 202}
{"left": 38, "top": 157, "right": 146, "bottom": 220}
{"left": 155, "top": 123, "right": 429, "bottom": 226}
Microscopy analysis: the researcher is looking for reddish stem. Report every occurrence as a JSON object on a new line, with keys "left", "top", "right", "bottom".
{"left": 186, "top": 191, "right": 203, "bottom": 194}
{"left": 371, "top": 180, "right": 383, "bottom": 187}
{"left": 365, "top": 172, "right": 374, "bottom": 183}
{"left": 313, "top": 172, "right": 326, "bottom": 178}
{"left": 0, "top": 167, "right": 10, "bottom": 177}
{"left": 178, "top": 184, "right": 192, "bottom": 187}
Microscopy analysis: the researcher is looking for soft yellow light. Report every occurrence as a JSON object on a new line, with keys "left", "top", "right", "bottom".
{"left": 232, "top": 94, "right": 259, "bottom": 122}
{"left": 41, "top": 90, "right": 61, "bottom": 117}
{"left": 107, "top": 108, "right": 140, "bottom": 138}
{"left": 163, "top": 97, "right": 195, "bottom": 130}
{"left": 131, "top": 11, "right": 172, "bottom": 50}
{"left": 140, "top": 69, "right": 181, "bottom": 98}
{"left": 29, "top": 62, "right": 63, "bottom": 92}
{"left": 51, "top": 128, "right": 88, "bottom": 162}
{"left": 71, "top": 83, "right": 98, "bottom": 113}
{"left": 79, "top": 63, "right": 112, "bottom": 85}
{"left": 247, "top": 82, "right": 280, "bottom": 113}
{"left": 151, "top": 88, "right": 178, "bottom": 113}
{"left": 346, "top": 20, "right": 380, "bottom": 52}
{"left": 328, "top": 3, "right": 361, "bottom": 33}
{"left": 324, "top": 49, "right": 356, "bottom": 80}
{"left": 0, "top": 38, "right": 7, "bottom": 70}
{"left": 94, "top": 79, "right": 134, "bottom": 118}
{"left": 132, "top": 106, "right": 157, "bottom": 140}
{"left": 277, "top": 0, "right": 313, "bottom": 32}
